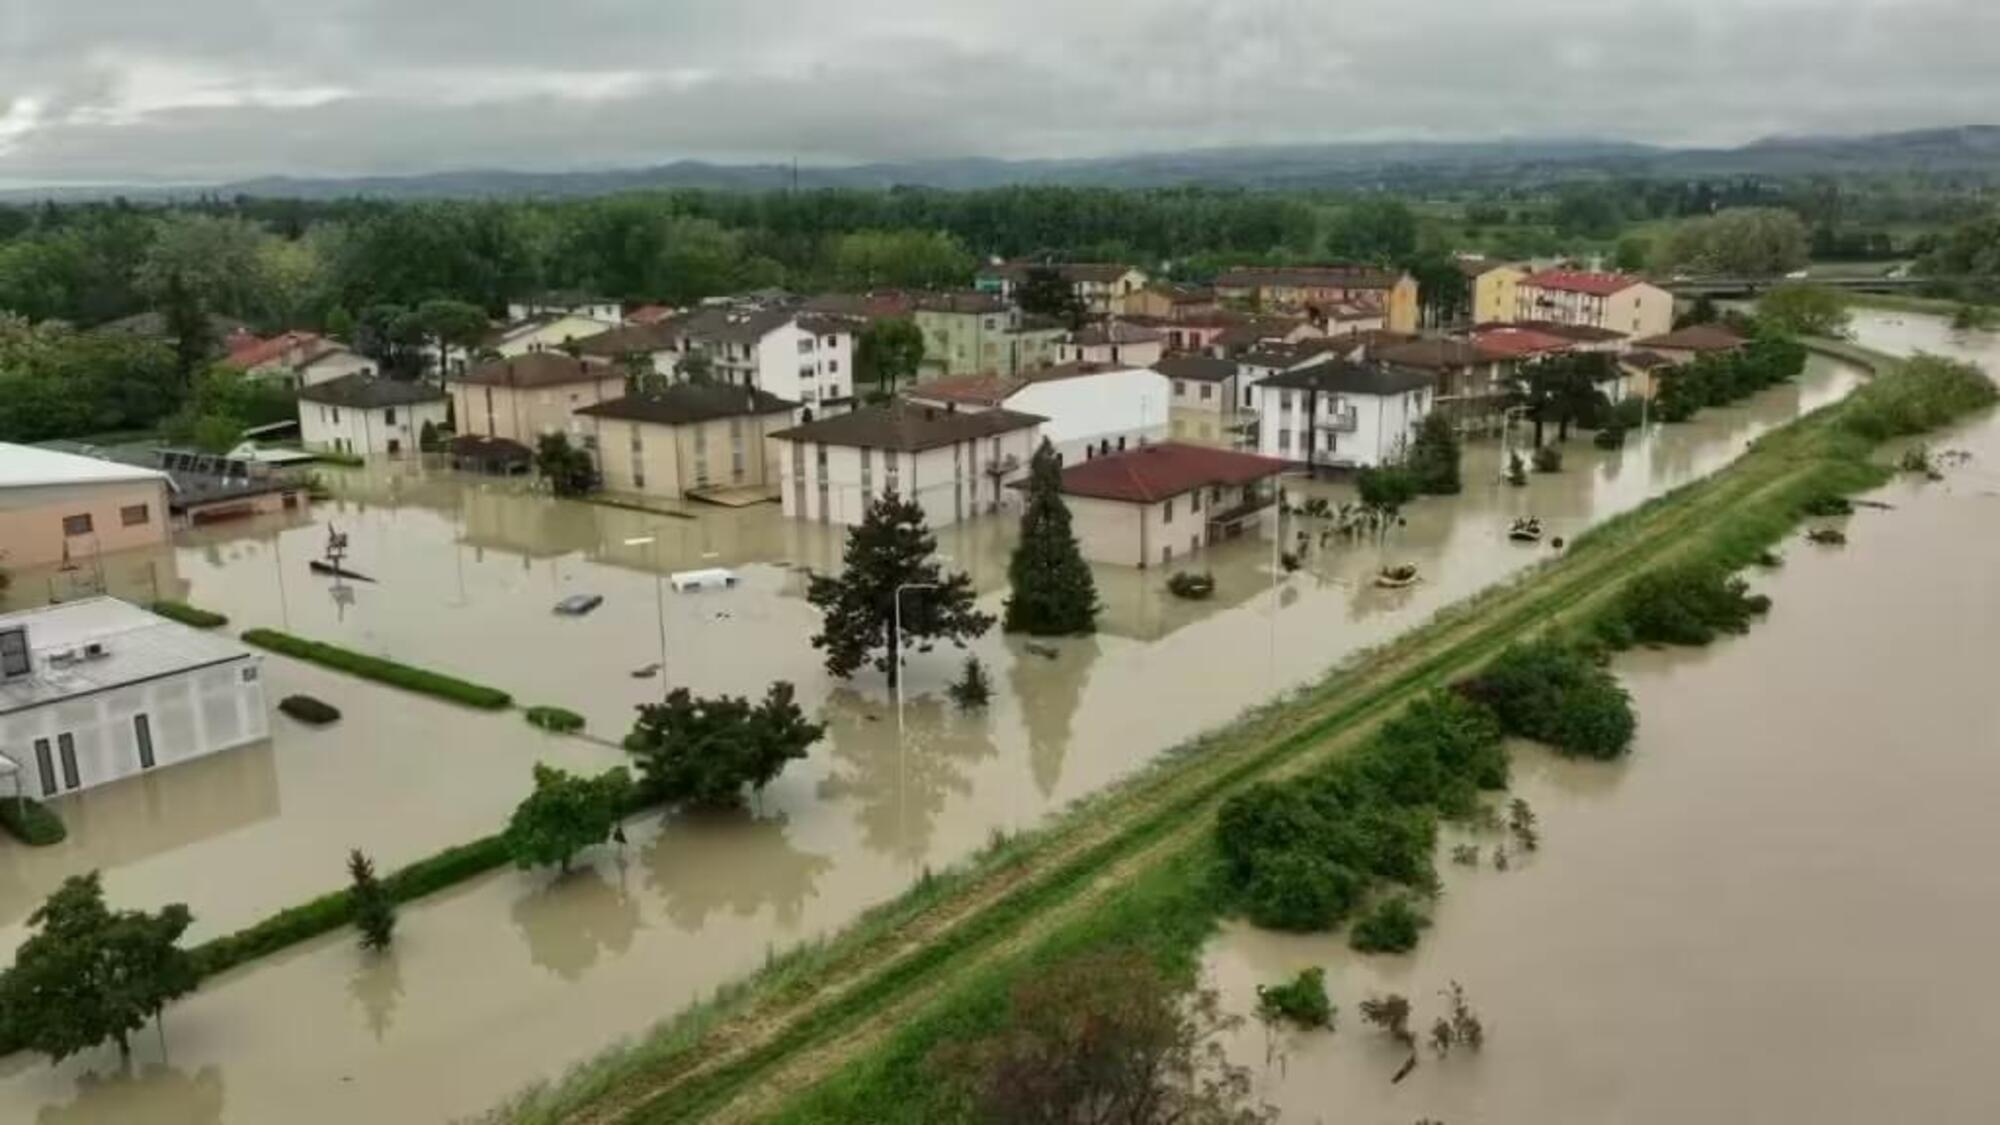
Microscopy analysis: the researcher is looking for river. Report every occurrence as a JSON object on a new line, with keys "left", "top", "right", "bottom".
{"left": 1205, "top": 309, "right": 2000, "bottom": 1123}
{"left": 0, "top": 348, "right": 1868, "bottom": 1123}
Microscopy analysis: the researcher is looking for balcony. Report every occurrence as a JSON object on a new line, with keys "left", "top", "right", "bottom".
{"left": 1313, "top": 408, "right": 1359, "bottom": 433}
{"left": 983, "top": 453, "right": 1021, "bottom": 477}
{"left": 1205, "top": 491, "right": 1276, "bottom": 529}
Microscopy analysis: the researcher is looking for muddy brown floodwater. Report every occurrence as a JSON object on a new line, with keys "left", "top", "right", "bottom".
{"left": 0, "top": 354, "right": 1870, "bottom": 1123}
{"left": 1207, "top": 310, "right": 2000, "bottom": 1124}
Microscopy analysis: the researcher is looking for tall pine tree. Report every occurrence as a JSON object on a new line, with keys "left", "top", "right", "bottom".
{"left": 1004, "top": 440, "right": 1099, "bottom": 635}
{"left": 807, "top": 493, "right": 995, "bottom": 683}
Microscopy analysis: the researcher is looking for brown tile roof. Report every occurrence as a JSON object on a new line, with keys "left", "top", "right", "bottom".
{"left": 1375, "top": 339, "right": 1490, "bottom": 371}
{"left": 980, "top": 261, "right": 1141, "bottom": 285}
{"left": 912, "top": 291, "right": 1012, "bottom": 316}
{"left": 1151, "top": 354, "right": 1238, "bottom": 382}
{"left": 1521, "top": 270, "right": 1647, "bottom": 297}
{"left": 1213, "top": 265, "right": 1405, "bottom": 291}
{"left": 770, "top": 402, "right": 1044, "bottom": 452}
{"left": 1471, "top": 326, "right": 1576, "bottom": 359}
{"left": 1489, "top": 320, "right": 1629, "bottom": 343}
{"left": 1620, "top": 350, "right": 1674, "bottom": 370}
{"left": 574, "top": 322, "right": 676, "bottom": 356}
{"left": 1058, "top": 442, "right": 1283, "bottom": 504}
{"left": 1631, "top": 325, "right": 1748, "bottom": 352}
{"left": 575, "top": 384, "right": 797, "bottom": 426}
{"left": 801, "top": 291, "right": 917, "bottom": 320}
{"left": 626, "top": 304, "right": 677, "bottom": 325}
{"left": 906, "top": 373, "right": 1027, "bottom": 408}
{"left": 298, "top": 373, "right": 444, "bottom": 409}
{"left": 453, "top": 352, "right": 614, "bottom": 389}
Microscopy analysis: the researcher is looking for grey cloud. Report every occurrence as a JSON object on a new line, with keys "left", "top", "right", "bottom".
{"left": 1, "top": 0, "right": 1996, "bottom": 183}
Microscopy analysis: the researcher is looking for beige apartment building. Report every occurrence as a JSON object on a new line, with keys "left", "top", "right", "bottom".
{"left": 0, "top": 444, "right": 172, "bottom": 569}
{"left": 449, "top": 353, "right": 627, "bottom": 450}
{"left": 1461, "top": 260, "right": 1526, "bottom": 326}
{"left": 1056, "top": 443, "right": 1284, "bottom": 568}
{"left": 574, "top": 384, "right": 797, "bottom": 501}
{"left": 1514, "top": 271, "right": 1673, "bottom": 339}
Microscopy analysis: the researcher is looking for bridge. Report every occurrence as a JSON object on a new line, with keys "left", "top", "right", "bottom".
{"left": 1662, "top": 275, "right": 1956, "bottom": 298}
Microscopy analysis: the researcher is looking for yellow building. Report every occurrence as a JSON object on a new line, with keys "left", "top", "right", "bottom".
{"left": 1462, "top": 261, "right": 1526, "bottom": 325}
{"left": 574, "top": 385, "right": 796, "bottom": 501}
{"left": 1211, "top": 267, "right": 1420, "bottom": 334}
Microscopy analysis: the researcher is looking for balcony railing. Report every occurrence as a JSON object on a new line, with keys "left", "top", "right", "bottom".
{"left": 1313, "top": 408, "right": 1359, "bottom": 432}
{"left": 1206, "top": 492, "right": 1277, "bottom": 527}
{"left": 983, "top": 453, "right": 1021, "bottom": 477}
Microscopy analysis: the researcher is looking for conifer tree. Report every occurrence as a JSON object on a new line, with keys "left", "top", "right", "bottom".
{"left": 1003, "top": 440, "right": 1099, "bottom": 635}
{"left": 807, "top": 493, "right": 994, "bottom": 683}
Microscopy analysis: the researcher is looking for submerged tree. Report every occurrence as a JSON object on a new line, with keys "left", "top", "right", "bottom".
{"left": 1405, "top": 412, "right": 1462, "bottom": 495}
{"left": 504, "top": 763, "right": 634, "bottom": 873}
{"left": 348, "top": 849, "right": 397, "bottom": 952}
{"left": 625, "top": 683, "right": 823, "bottom": 807}
{"left": 948, "top": 656, "right": 994, "bottom": 711}
{"left": 1004, "top": 439, "right": 1099, "bottom": 636}
{"left": 808, "top": 493, "right": 995, "bottom": 683}
{"left": 0, "top": 872, "right": 197, "bottom": 1063}
{"left": 535, "top": 432, "right": 598, "bottom": 496}
{"left": 855, "top": 317, "right": 926, "bottom": 397}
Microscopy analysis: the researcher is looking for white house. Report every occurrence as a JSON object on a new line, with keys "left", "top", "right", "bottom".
{"left": 298, "top": 374, "right": 450, "bottom": 458}
{"left": 1254, "top": 359, "right": 1437, "bottom": 470}
{"left": 905, "top": 363, "right": 1169, "bottom": 466}
{"left": 0, "top": 598, "right": 268, "bottom": 800}
{"left": 224, "top": 331, "right": 374, "bottom": 389}
{"left": 508, "top": 293, "right": 624, "bottom": 326}
{"left": 1056, "top": 321, "right": 1166, "bottom": 368}
{"left": 768, "top": 402, "right": 1044, "bottom": 527}
{"left": 577, "top": 306, "right": 855, "bottom": 417}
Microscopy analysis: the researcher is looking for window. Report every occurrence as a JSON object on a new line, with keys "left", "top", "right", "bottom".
{"left": 120, "top": 504, "right": 150, "bottom": 527}
{"left": 1175, "top": 380, "right": 1187, "bottom": 398}
{"left": 385, "top": 408, "right": 397, "bottom": 425}
{"left": 1191, "top": 489, "right": 1202, "bottom": 513}
{"left": 829, "top": 359, "right": 840, "bottom": 374}
{"left": 861, "top": 447, "right": 873, "bottom": 493}
{"left": 1163, "top": 498, "right": 1175, "bottom": 524}
{"left": 1278, "top": 430, "right": 1292, "bottom": 453}
{"left": 62, "top": 513, "right": 92, "bottom": 536}
{"left": 799, "top": 337, "right": 815, "bottom": 353}
{"left": 1200, "top": 384, "right": 1213, "bottom": 402}
{"left": 331, "top": 407, "right": 341, "bottom": 425}
{"left": 58, "top": 734, "right": 79, "bottom": 791}
{"left": 34, "top": 740, "right": 54, "bottom": 797}
{"left": 135, "top": 714, "right": 155, "bottom": 770}
{"left": 0, "top": 628, "right": 29, "bottom": 678}
{"left": 1162, "top": 545, "right": 1173, "bottom": 565}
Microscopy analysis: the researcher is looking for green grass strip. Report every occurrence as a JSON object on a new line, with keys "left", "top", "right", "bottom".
{"left": 240, "top": 628, "right": 513, "bottom": 709}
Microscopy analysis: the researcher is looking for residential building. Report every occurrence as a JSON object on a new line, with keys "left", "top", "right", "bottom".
{"left": 905, "top": 363, "right": 1170, "bottom": 466}
{"left": 1209, "top": 315, "right": 1322, "bottom": 358}
{"left": 974, "top": 262, "right": 1150, "bottom": 316}
{"left": 449, "top": 352, "right": 626, "bottom": 449}
{"left": 800, "top": 291, "right": 918, "bottom": 324}
{"left": 1056, "top": 443, "right": 1284, "bottom": 569}
{"left": 1056, "top": 321, "right": 1166, "bottom": 368}
{"left": 573, "top": 384, "right": 797, "bottom": 502}
{"left": 1470, "top": 325, "right": 1576, "bottom": 363}
{"left": 1376, "top": 339, "right": 1509, "bottom": 431}
{"left": 1232, "top": 341, "right": 1330, "bottom": 412}
{"left": 1124, "top": 284, "right": 1220, "bottom": 321}
{"left": 508, "top": 292, "right": 624, "bottom": 327}
{"left": 39, "top": 441, "right": 309, "bottom": 526}
{"left": 589, "top": 306, "right": 856, "bottom": 416}
{"left": 0, "top": 598, "right": 268, "bottom": 799}
{"left": 1154, "top": 354, "right": 1240, "bottom": 415}
{"left": 1631, "top": 324, "right": 1749, "bottom": 366}
{"left": 1212, "top": 266, "right": 1421, "bottom": 333}
{"left": 1459, "top": 260, "right": 1527, "bottom": 326}
{"left": 1514, "top": 271, "right": 1672, "bottom": 339}
{"left": 912, "top": 293, "right": 1065, "bottom": 378}
{"left": 223, "top": 331, "right": 375, "bottom": 388}
{"left": 1254, "top": 359, "right": 1436, "bottom": 470}
{"left": 769, "top": 402, "right": 1045, "bottom": 528}
{"left": 1125, "top": 315, "right": 1232, "bottom": 354}
{"left": 626, "top": 304, "right": 677, "bottom": 326}
{"left": 1321, "top": 301, "right": 1386, "bottom": 336}
{"left": 1618, "top": 351, "right": 1675, "bottom": 399}
{"left": 0, "top": 443, "right": 171, "bottom": 569}
{"left": 298, "top": 374, "right": 450, "bottom": 458}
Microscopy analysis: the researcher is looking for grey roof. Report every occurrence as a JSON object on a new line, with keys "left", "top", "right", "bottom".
{"left": 1374, "top": 339, "right": 1490, "bottom": 371}
{"left": 576, "top": 384, "right": 798, "bottom": 426}
{"left": 0, "top": 598, "right": 256, "bottom": 717}
{"left": 914, "top": 292, "right": 1012, "bottom": 315}
{"left": 298, "top": 373, "right": 444, "bottom": 409}
{"left": 454, "top": 352, "right": 614, "bottom": 389}
{"left": 573, "top": 322, "right": 677, "bottom": 356}
{"left": 770, "top": 402, "right": 1044, "bottom": 453}
{"left": 1213, "top": 266, "right": 1405, "bottom": 291}
{"left": 1152, "top": 354, "right": 1238, "bottom": 382}
{"left": 1259, "top": 358, "right": 1436, "bottom": 397}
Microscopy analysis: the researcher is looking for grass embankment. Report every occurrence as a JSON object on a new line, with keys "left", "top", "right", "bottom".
{"left": 149, "top": 600, "right": 229, "bottom": 629}
{"left": 488, "top": 355, "right": 1994, "bottom": 1125}
{"left": 240, "top": 628, "right": 514, "bottom": 709}
{"left": 1842, "top": 291, "right": 1965, "bottom": 317}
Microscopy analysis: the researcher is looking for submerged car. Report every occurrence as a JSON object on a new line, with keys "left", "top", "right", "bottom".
{"left": 554, "top": 593, "right": 604, "bottom": 616}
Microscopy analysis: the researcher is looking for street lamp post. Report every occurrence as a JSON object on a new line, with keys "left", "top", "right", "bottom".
{"left": 892, "top": 581, "right": 940, "bottom": 723}
{"left": 621, "top": 534, "right": 719, "bottom": 697}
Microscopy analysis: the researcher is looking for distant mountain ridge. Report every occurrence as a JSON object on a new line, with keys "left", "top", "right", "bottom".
{"left": 10, "top": 126, "right": 2000, "bottom": 202}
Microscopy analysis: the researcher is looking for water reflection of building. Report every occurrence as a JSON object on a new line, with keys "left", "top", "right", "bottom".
{"left": 817, "top": 692, "right": 998, "bottom": 866}
{"left": 642, "top": 810, "right": 832, "bottom": 932}
{"left": 1093, "top": 533, "right": 1273, "bottom": 643}
{"left": 509, "top": 864, "right": 644, "bottom": 981}
{"left": 1005, "top": 637, "right": 1101, "bottom": 798}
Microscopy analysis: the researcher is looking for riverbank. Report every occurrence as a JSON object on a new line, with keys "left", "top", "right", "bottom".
{"left": 491, "top": 355, "right": 1993, "bottom": 1123}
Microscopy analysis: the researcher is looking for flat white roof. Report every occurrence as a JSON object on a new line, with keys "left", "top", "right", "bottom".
{"left": 0, "top": 442, "right": 169, "bottom": 490}
{"left": 0, "top": 598, "right": 255, "bottom": 715}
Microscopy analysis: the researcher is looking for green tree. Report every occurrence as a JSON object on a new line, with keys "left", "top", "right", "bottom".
{"left": 1551, "top": 184, "right": 1626, "bottom": 240}
{"left": 503, "top": 763, "right": 634, "bottom": 873}
{"left": 1657, "top": 207, "right": 1810, "bottom": 276}
{"left": 1003, "top": 439, "right": 1099, "bottom": 635}
{"left": 675, "top": 351, "right": 716, "bottom": 385}
{"left": 948, "top": 656, "right": 993, "bottom": 711}
{"left": 624, "top": 683, "right": 824, "bottom": 807}
{"left": 158, "top": 271, "right": 217, "bottom": 390}
{"left": 355, "top": 303, "right": 425, "bottom": 377}
{"left": 347, "top": 849, "right": 396, "bottom": 952}
{"left": 413, "top": 298, "right": 490, "bottom": 380}
{"left": 1758, "top": 284, "right": 1852, "bottom": 337}
{"left": 1614, "top": 236, "right": 1651, "bottom": 272}
{"left": 807, "top": 493, "right": 996, "bottom": 683}
{"left": 535, "top": 432, "right": 598, "bottom": 495}
{"left": 324, "top": 305, "right": 356, "bottom": 341}
{"left": 0, "top": 872, "right": 197, "bottom": 1063}
{"left": 1405, "top": 412, "right": 1462, "bottom": 495}
{"left": 161, "top": 364, "right": 298, "bottom": 453}
{"left": 855, "top": 317, "right": 926, "bottom": 396}
{"left": 1328, "top": 198, "right": 1418, "bottom": 262}
{"left": 1014, "top": 266, "right": 1086, "bottom": 329}
{"left": 824, "top": 229, "right": 974, "bottom": 290}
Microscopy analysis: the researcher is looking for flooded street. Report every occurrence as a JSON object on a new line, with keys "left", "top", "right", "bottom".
{"left": 1206, "top": 310, "right": 2000, "bottom": 1123}
{"left": 0, "top": 351, "right": 1871, "bottom": 1123}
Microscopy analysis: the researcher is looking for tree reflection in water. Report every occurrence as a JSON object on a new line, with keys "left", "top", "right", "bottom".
{"left": 1005, "top": 637, "right": 1100, "bottom": 799}
{"left": 641, "top": 808, "right": 832, "bottom": 932}
{"left": 36, "top": 1063, "right": 225, "bottom": 1125}
{"left": 509, "top": 863, "right": 644, "bottom": 981}
{"left": 347, "top": 949, "right": 404, "bottom": 1043}
{"left": 817, "top": 690, "right": 999, "bottom": 866}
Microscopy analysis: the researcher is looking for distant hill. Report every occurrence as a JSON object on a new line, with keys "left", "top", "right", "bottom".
{"left": 8, "top": 126, "right": 1998, "bottom": 202}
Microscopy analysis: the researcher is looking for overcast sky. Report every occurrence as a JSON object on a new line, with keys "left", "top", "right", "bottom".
{"left": 1, "top": 0, "right": 1993, "bottom": 184}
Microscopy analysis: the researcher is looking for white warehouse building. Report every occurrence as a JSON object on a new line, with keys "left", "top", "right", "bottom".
{"left": 0, "top": 599, "right": 269, "bottom": 800}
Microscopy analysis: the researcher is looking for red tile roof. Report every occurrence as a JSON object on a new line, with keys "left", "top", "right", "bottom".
{"left": 1471, "top": 326, "right": 1576, "bottom": 359}
{"left": 1058, "top": 442, "right": 1284, "bottom": 505}
{"left": 226, "top": 331, "right": 330, "bottom": 370}
{"left": 906, "top": 373, "right": 1026, "bottom": 407}
{"left": 1520, "top": 270, "right": 1645, "bottom": 297}
{"left": 627, "top": 304, "right": 676, "bottom": 325}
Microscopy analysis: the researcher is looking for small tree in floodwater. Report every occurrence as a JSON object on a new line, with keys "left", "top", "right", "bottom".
{"left": 625, "top": 683, "right": 823, "bottom": 808}
{"left": 932, "top": 948, "right": 1274, "bottom": 1124}
{"left": 348, "top": 849, "right": 397, "bottom": 952}
{"left": 1507, "top": 798, "right": 1540, "bottom": 852}
{"left": 504, "top": 763, "right": 634, "bottom": 873}
{"left": 1359, "top": 993, "right": 1415, "bottom": 1048}
{"left": 1004, "top": 439, "right": 1100, "bottom": 636}
{"left": 808, "top": 493, "right": 994, "bottom": 684}
{"left": 948, "top": 656, "right": 994, "bottom": 711}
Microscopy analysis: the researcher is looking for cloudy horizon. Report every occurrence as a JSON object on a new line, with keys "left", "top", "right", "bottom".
{"left": 2, "top": 0, "right": 1994, "bottom": 186}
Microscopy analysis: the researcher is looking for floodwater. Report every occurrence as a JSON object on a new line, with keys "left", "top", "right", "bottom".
{"left": 1206, "top": 310, "right": 2000, "bottom": 1123}
{"left": 0, "top": 353, "right": 1868, "bottom": 1123}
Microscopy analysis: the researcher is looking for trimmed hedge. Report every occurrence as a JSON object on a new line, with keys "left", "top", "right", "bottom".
{"left": 241, "top": 629, "right": 513, "bottom": 710}
{"left": 150, "top": 600, "right": 229, "bottom": 629}
{"left": 0, "top": 796, "right": 66, "bottom": 846}
{"left": 525, "top": 706, "right": 586, "bottom": 734}
{"left": 316, "top": 450, "right": 366, "bottom": 468}
{"left": 278, "top": 694, "right": 342, "bottom": 725}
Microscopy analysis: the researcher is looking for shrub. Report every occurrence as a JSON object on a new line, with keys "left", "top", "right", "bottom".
{"left": 1166, "top": 571, "right": 1216, "bottom": 600}
{"left": 1531, "top": 444, "right": 1563, "bottom": 473}
{"left": 1357, "top": 465, "right": 1420, "bottom": 510}
{"left": 1799, "top": 493, "right": 1853, "bottom": 517}
{"left": 1460, "top": 639, "right": 1636, "bottom": 760}
{"left": 0, "top": 796, "right": 67, "bottom": 846}
{"left": 947, "top": 656, "right": 993, "bottom": 711}
{"left": 348, "top": 849, "right": 396, "bottom": 952}
{"left": 1611, "top": 395, "right": 1649, "bottom": 430}
{"left": 278, "top": 694, "right": 341, "bottom": 725}
{"left": 1406, "top": 413, "right": 1462, "bottom": 495}
{"left": 316, "top": 450, "right": 365, "bottom": 468}
{"left": 504, "top": 763, "right": 635, "bottom": 872}
{"left": 1244, "top": 852, "right": 1364, "bottom": 931}
{"left": 1593, "top": 424, "right": 1627, "bottom": 450}
{"left": 1257, "top": 967, "right": 1335, "bottom": 1029}
{"left": 625, "top": 683, "right": 822, "bottom": 807}
{"left": 241, "top": 629, "right": 512, "bottom": 709}
{"left": 1350, "top": 895, "right": 1430, "bottom": 954}
{"left": 1505, "top": 450, "right": 1528, "bottom": 486}
{"left": 525, "top": 706, "right": 585, "bottom": 733}
{"left": 149, "top": 600, "right": 228, "bottom": 629}
{"left": 1595, "top": 562, "right": 1772, "bottom": 650}
{"left": 1840, "top": 355, "right": 1998, "bottom": 442}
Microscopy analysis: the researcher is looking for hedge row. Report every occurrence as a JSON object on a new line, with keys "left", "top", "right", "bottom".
{"left": 240, "top": 629, "right": 513, "bottom": 710}
{"left": 278, "top": 695, "right": 342, "bottom": 725}
{"left": 149, "top": 600, "right": 229, "bottom": 629}
{"left": 525, "top": 706, "right": 586, "bottom": 734}
{"left": 0, "top": 797, "right": 66, "bottom": 847}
